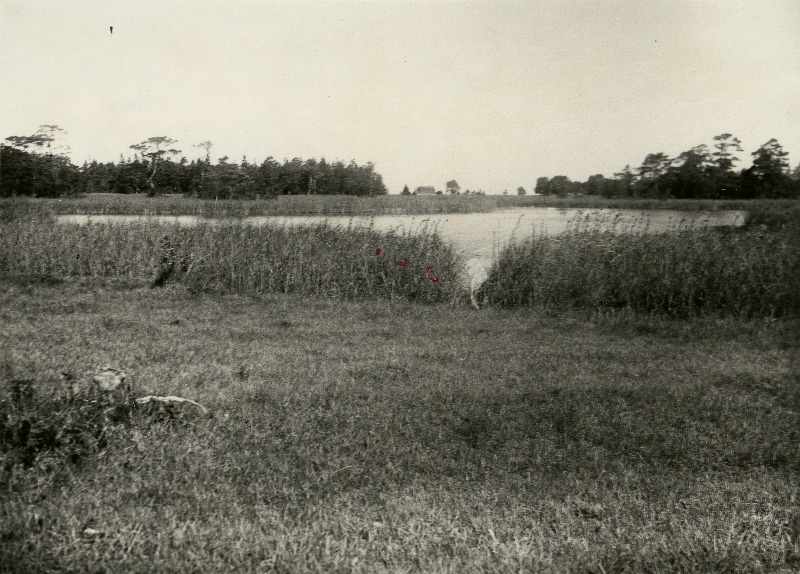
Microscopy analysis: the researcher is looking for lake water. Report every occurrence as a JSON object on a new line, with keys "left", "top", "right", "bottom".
{"left": 57, "top": 208, "right": 746, "bottom": 288}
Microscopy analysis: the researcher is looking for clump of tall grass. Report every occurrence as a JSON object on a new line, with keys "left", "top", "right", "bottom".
{"left": 177, "top": 222, "right": 463, "bottom": 302}
{"left": 0, "top": 360, "right": 134, "bottom": 486}
{"left": 481, "top": 215, "right": 800, "bottom": 318}
{"left": 0, "top": 217, "right": 159, "bottom": 280}
{"left": 0, "top": 218, "right": 465, "bottom": 303}
{"left": 0, "top": 198, "right": 51, "bottom": 223}
{"left": 742, "top": 199, "right": 800, "bottom": 231}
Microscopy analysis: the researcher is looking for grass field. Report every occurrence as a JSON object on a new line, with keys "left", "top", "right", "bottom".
{"left": 1, "top": 279, "right": 798, "bottom": 572}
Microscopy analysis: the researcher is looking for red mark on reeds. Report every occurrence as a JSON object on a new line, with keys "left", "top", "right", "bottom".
{"left": 425, "top": 265, "right": 439, "bottom": 283}
{"left": 384, "top": 255, "right": 440, "bottom": 282}
{"left": 375, "top": 248, "right": 382, "bottom": 256}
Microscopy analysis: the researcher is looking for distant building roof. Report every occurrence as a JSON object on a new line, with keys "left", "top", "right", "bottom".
{"left": 414, "top": 186, "right": 436, "bottom": 195}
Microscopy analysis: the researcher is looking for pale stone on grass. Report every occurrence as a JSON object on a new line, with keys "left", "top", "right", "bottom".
{"left": 92, "top": 367, "right": 127, "bottom": 393}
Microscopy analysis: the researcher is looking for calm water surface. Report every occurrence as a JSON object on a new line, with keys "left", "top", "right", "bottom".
{"left": 58, "top": 208, "right": 746, "bottom": 285}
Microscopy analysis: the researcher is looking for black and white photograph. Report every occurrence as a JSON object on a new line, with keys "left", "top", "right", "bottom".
{"left": 1, "top": 0, "right": 798, "bottom": 571}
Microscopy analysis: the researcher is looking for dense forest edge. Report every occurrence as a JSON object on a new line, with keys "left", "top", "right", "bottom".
{"left": 1, "top": 128, "right": 387, "bottom": 199}
{"left": 535, "top": 134, "right": 800, "bottom": 200}
{"left": 2, "top": 126, "right": 799, "bottom": 200}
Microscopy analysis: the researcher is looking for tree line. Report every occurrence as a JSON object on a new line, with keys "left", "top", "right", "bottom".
{"left": 3, "top": 127, "right": 799, "bottom": 200}
{"left": 535, "top": 134, "right": 800, "bottom": 199}
{"left": 0, "top": 128, "right": 387, "bottom": 198}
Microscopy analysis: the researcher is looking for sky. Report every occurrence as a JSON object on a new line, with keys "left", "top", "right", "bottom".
{"left": 2, "top": 0, "right": 798, "bottom": 194}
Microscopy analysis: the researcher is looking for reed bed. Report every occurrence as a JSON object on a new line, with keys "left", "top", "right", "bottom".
{"left": 1, "top": 194, "right": 501, "bottom": 218}
{"left": 0, "top": 218, "right": 465, "bottom": 303}
{"left": 500, "top": 195, "right": 800, "bottom": 215}
{"left": 2, "top": 202, "right": 797, "bottom": 317}
{"left": 5, "top": 194, "right": 794, "bottom": 219}
{"left": 481, "top": 214, "right": 800, "bottom": 318}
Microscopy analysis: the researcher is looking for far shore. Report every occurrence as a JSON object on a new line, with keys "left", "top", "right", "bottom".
{"left": 3, "top": 193, "right": 795, "bottom": 219}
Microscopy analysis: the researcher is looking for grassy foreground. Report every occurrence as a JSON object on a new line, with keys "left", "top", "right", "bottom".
{"left": 1, "top": 279, "right": 798, "bottom": 572}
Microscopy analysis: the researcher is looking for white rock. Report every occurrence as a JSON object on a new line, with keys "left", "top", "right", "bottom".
{"left": 93, "top": 367, "right": 126, "bottom": 392}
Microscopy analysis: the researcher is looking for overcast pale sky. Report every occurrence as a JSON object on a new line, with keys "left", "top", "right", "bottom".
{"left": 2, "top": 0, "right": 798, "bottom": 194}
